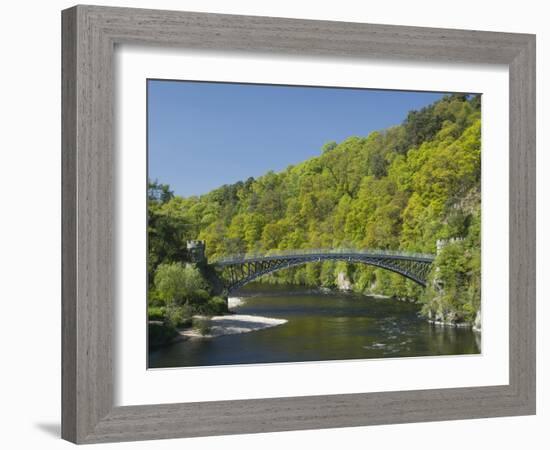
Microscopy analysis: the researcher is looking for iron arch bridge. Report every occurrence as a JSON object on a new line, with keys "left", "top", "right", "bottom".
{"left": 212, "top": 249, "right": 435, "bottom": 294}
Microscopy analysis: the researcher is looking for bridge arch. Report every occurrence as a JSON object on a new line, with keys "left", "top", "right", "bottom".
{"left": 213, "top": 250, "right": 434, "bottom": 294}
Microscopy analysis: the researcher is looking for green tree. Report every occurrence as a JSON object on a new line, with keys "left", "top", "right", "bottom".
{"left": 154, "top": 262, "right": 204, "bottom": 306}
{"left": 148, "top": 94, "right": 482, "bottom": 325}
{"left": 148, "top": 179, "right": 174, "bottom": 203}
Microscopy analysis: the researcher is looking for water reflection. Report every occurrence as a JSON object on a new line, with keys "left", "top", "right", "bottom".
{"left": 149, "top": 284, "right": 481, "bottom": 368}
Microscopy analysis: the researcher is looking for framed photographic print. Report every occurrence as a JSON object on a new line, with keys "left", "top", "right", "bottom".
{"left": 62, "top": 5, "right": 536, "bottom": 444}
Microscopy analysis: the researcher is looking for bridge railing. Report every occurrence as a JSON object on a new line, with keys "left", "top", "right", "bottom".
{"left": 212, "top": 248, "right": 435, "bottom": 264}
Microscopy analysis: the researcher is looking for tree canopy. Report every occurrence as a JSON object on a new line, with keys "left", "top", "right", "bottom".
{"left": 148, "top": 94, "right": 482, "bottom": 325}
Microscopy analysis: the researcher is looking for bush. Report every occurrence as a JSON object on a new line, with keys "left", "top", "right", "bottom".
{"left": 147, "top": 289, "right": 165, "bottom": 307}
{"left": 165, "top": 305, "right": 193, "bottom": 328}
{"left": 209, "top": 296, "right": 229, "bottom": 314}
{"left": 188, "top": 288, "right": 211, "bottom": 310}
{"left": 147, "top": 306, "right": 165, "bottom": 321}
{"left": 192, "top": 317, "right": 212, "bottom": 336}
{"left": 154, "top": 262, "right": 205, "bottom": 305}
{"left": 190, "top": 295, "right": 227, "bottom": 316}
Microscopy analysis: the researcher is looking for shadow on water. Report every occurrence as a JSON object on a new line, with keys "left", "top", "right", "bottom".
{"left": 149, "top": 283, "right": 481, "bottom": 368}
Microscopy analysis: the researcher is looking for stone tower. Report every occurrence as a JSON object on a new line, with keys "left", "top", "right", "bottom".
{"left": 186, "top": 240, "right": 206, "bottom": 264}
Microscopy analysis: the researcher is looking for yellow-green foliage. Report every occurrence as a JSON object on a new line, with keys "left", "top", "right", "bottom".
{"left": 148, "top": 94, "right": 481, "bottom": 324}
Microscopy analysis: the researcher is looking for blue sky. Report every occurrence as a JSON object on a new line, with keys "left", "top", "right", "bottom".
{"left": 147, "top": 80, "right": 445, "bottom": 197}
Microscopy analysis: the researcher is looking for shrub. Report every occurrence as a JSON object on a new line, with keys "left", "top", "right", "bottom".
{"left": 193, "top": 295, "right": 228, "bottom": 315}
{"left": 147, "top": 288, "right": 165, "bottom": 307}
{"left": 154, "top": 262, "right": 205, "bottom": 305}
{"left": 164, "top": 304, "right": 193, "bottom": 328}
{"left": 192, "top": 317, "right": 212, "bottom": 336}
{"left": 147, "top": 306, "right": 165, "bottom": 321}
{"left": 189, "top": 288, "right": 211, "bottom": 310}
{"left": 206, "top": 296, "right": 228, "bottom": 315}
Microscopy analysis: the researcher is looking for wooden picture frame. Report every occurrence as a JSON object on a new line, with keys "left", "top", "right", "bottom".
{"left": 62, "top": 5, "right": 536, "bottom": 444}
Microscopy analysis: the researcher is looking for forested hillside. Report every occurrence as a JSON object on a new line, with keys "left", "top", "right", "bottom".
{"left": 148, "top": 94, "right": 481, "bottom": 327}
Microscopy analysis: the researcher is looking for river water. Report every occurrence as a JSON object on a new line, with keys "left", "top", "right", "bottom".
{"left": 148, "top": 284, "right": 480, "bottom": 368}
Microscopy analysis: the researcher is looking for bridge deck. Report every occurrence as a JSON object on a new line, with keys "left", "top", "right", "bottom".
{"left": 213, "top": 248, "right": 435, "bottom": 266}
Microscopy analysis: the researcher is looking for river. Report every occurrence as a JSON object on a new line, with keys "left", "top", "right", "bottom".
{"left": 148, "top": 283, "right": 481, "bottom": 368}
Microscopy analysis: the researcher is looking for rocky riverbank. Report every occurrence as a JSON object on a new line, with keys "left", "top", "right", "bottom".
{"left": 180, "top": 313, "right": 287, "bottom": 339}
